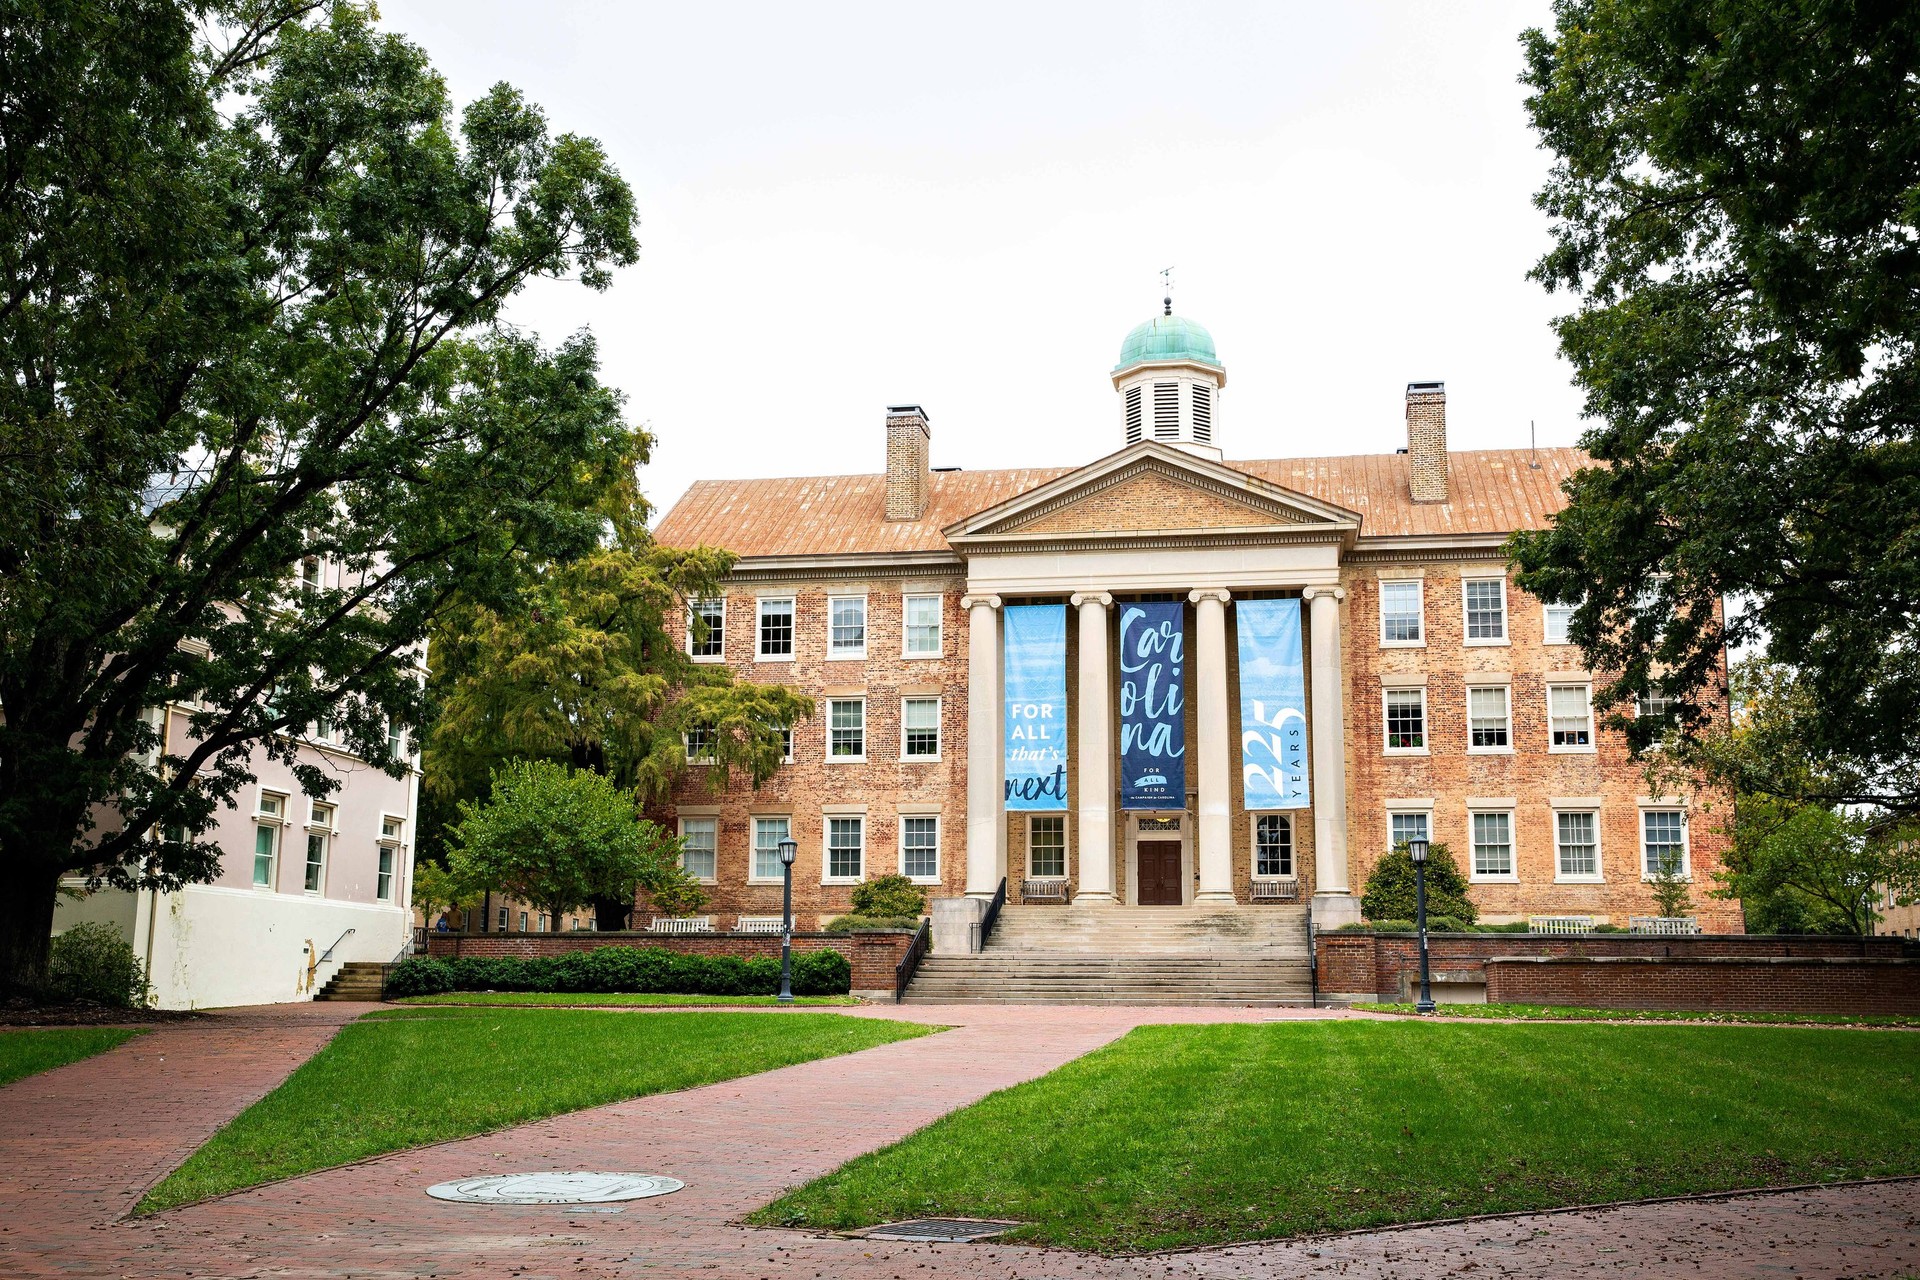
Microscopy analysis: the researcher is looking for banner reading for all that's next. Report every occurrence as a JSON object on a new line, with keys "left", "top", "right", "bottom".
{"left": 1002, "top": 603, "right": 1068, "bottom": 810}
{"left": 1119, "top": 601, "right": 1187, "bottom": 810}
{"left": 1237, "top": 597, "right": 1311, "bottom": 809}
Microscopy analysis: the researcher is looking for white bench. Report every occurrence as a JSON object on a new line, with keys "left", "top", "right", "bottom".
{"left": 1528, "top": 915, "right": 1595, "bottom": 934}
{"left": 1629, "top": 915, "right": 1701, "bottom": 934}
{"left": 647, "top": 915, "right": 714, "bottom": 934}
{"left": 1251, "top": 877, "right": 1300, "bottom": 903}
{"left": 734, "top": 916, "right": 785, "bottom": 934}
{"left": 1021, "top": 878, "right": 1071, "bottom": 904}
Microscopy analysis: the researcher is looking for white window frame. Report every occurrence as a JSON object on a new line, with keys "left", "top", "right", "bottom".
{"left": 827, "top": 594, "right": 868, "bottom": 660}
{"left": 518, "top": 910, "right": 529, "bottom": 932}
{"left": 901, "top": 696, "right": 941, "bottom": 761}
{"left": 1468, "top": 808, "right": 1517, "bottom": 882}
{"left": 683, "top": 724, "right": 718, "bottom": 764}
{"left": 1548, "top": 682, "right": 1596, "bottom": 753}
{"left": 1462, "top": 576, "right": 1510, "bottom": 646}
{"left": 1253, "top": 813, "right": 1294, "bottom": 878}
{"left": 1466, "top": 684, "right": 1512, "bottom": 754}
{"left": 903, "top": 593, "right": 944, "bottom": 658}
{"left": 1382, "top": 686, "right": 1429, "bottom": 755}
{"left": 756, "top": 596, "right": 795, "bottom": 662}
{"left": 827, "top": 697, "right": 866, "bottom": 763}
{"left": 750, "top": 815, "right": 792, "bottom": 884}
{"left": 823, "top": 813, "right": 865, "bottom": 884}
{"left": 777, "top": 724, "right": 794, "bottom": 763}
{"left": 375, "top": 814, "right": 404, "bottom": 903}
{"left": 1553, "top": 808, "right": 1604, "bottom": 883}
{"left": 1640, "top": 808, "right": 1691, "bottom": 881}
{"left": 252, "top": 790, "right": 287, "bottom": 890}
{"left": 688, "top": 597, "right": 726, "bottom": 662}
{"left": 899, "top": 813, "right": 941, "bottom": 884}
{"left": 303, "top": 801, "right": 333, "bottom": 896}
{"left": 678, "top": 815, "right": 719, "bottom": 884}
{"left": 1027, "top": 813, "right": 1069, "bottom": 879}
{"left": 1378, "top": 578, "right": 1425, "bottom": 647}
{"left": 1636, "top": 690, "right": 1674, "bottom": 750}
{"left": 1543, "top": 601, "right": 1577, "bottom": 646}
{"left": 1386, "top": 807, "right": 1432, "bottom": 854}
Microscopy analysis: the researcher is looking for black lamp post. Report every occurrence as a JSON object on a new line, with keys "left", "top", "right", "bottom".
{"left": 777, "top": 836, "right": 798, "bottom": 1005}
{"left": 1408, "top": 836, "right": 1435, "bottom": 1014}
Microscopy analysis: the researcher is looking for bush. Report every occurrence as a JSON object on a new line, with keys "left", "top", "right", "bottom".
{"left": 848, "top": 874, "right": 926, "bottom": 919}
{"left": 386, "top": 944, "right": 854, "bottom": 997}
{"left": 791, "top": 948, "right": 851, "bottom": 996}
{"left": 1360, "top": 843, "right": 1478, "bottom": 924}
{"left": 45, "top": 922, "right": 151, "bottom": 1007}
{"left": 823, "top": 914, "right": 923, "bottom": 932}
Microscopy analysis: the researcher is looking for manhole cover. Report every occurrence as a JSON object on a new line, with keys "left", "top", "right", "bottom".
{"left": 426, "top": 1172, "right": 684, "bottom": 1205}
{"left": 862, "top": 1218, "right": 1021, "bottom": 1243}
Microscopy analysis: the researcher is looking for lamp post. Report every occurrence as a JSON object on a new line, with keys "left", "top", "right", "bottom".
{"left": 777, "top": 836, "right": 798, "bottom": 1005}
{"left": 1408, "top": 836, "right": 1435, "bottom": 1014}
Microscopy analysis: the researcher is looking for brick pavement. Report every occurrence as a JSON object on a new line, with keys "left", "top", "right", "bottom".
{"left": 1, "top": 1001, "right": 1916, "bottom": 1278}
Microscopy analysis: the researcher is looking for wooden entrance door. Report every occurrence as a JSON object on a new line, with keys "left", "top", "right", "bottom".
{"left": 1137, "top": 841, "right": 1183, "bottom": 905}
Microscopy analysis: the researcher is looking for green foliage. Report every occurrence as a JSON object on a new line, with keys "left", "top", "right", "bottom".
{"left": 823, "top": 915, "right": 923, "bottom": 933}
{"left": 409, "top": 860, "right": 479, "bottom": 926}
{"left": 1359, "top": 844, "right": 1477, "bottom": 925}
{"left": 382, "top": 944, "right": 854, "bottom": 998}
{"left": 1647, "top": 853, "right": 1694, "bottom": 919}
{"left": 848, "top": 874, "right": 927, "bottom": 919}
{"left": 46, "top": 923, "right": 150, "bottom": 1007}
{"left": 1714, "top": 792, "right": 1918, "bottom": 935}
{"left": 645, "top": 869, "right": 710, "bottom": 919}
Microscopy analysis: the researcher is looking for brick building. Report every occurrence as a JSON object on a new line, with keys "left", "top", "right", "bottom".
{"left": 651, "top": 305, "right": 1740, "bottom": 938}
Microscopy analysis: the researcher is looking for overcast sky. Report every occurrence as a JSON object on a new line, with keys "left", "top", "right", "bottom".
{"left": 376, "top": 0, "right": 1584, "bottom": 523}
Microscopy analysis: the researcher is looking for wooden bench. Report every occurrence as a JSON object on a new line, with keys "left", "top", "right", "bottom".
{"left": 1250, "top": 877, "right": 1300, "bottom": 903}
{"left": 1629, "top": 915, "right": 1701, "bottom": 935}
{"left": 734, "top": 916, "right": 785, "bottom": 934}
{"left": 1020, "top": 878, "right": 1071, "bottom": 904}
{"left": 647, "top": 915, "right": 714, "bottom": 934}
{"left": 1528, "top": 915, "right": 1595, "bottom": 934}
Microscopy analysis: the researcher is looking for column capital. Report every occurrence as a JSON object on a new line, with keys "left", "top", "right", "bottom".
{"left": 1187, "top": 587, "right": 1233, "bottom": 606}
{"left": 960, "top": 593, "right": 1002, "bottom": 611}
{"left": 1069, "top": 591, "right": 1114, "bottom": 609}
{"left": 1301, "top": 585, "right": 1348, "bottom": 602}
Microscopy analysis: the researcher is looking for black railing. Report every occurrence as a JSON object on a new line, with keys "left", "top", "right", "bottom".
{"left": 969, "top": 876, "right": 1009, "bottom": 952}
{"left": 318, "top": 926, "right": 356, "bottom": 963}
{"left": 1307, "top": 905, "right": 1319, "bottom": 1009}
{"left": 894, "top": 918, "right": 932, "bottom": 1003}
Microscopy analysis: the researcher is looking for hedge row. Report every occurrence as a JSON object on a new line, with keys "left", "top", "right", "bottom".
{"left": 385, "top": 945, "right": 852, "bottom": 998}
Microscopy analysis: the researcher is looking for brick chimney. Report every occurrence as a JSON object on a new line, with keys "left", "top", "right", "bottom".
{"left": 884, "top": 404, "right": 932, "bottom": 521}
{"left": 1405, "top": 381, "right": 1448, "bottom": 503}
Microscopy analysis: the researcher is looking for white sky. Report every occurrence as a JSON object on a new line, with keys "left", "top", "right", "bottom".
{"left": 375, "top": 0, "right": 1586, "bottom": 523}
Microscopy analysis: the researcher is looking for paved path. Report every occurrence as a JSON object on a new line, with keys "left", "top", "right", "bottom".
{"left": 3, "top": 1002, "right": 1916, "bottom": 1278}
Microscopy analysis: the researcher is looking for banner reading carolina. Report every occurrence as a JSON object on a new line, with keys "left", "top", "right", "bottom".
{"left": 1237, "top": 596, "right": 1310, "bottom": 808}
{"left": 1119, "top": 600, "right": 1186, "bottom": 809}
{"left": 1002, "top": 603, "right": 1068, "bottom": 810}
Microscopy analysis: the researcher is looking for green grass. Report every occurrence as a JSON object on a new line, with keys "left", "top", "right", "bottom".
{"left": 752, "top": 1020, "right": 1920, "bottom": 1253}
{"left": 393, "top": 991, "right": 861, "bottom": 1008}
{"left": 0, "top": 1027, "right": 141, "bottom": 1087}
{"left": 1356, "top": 1002, "right": 1920, "bottom": 1028}
{"left": 141, "top": 1008, "right": 930, "bottom": 1214}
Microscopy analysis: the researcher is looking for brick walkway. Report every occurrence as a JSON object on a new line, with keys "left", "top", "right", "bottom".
{"left": 3, "top": 1002, "right": 1916, "bottom": 1278}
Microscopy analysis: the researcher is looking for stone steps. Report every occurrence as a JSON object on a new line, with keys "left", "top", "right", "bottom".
{"left": 314, "top": 961, "right": 389, "bottom": 1002}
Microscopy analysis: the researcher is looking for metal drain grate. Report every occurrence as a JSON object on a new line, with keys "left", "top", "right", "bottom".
{"left": 862, "top": 1218, "right": 1021, "bottom": 1243}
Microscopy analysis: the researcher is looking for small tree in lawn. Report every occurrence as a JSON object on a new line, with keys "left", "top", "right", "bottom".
{"left": 1648, "top": 853, "right": 1694, "bottom": 920}
{"left": 411, "top": 861, "right": 479, "bottom": 930}
{"left": 449, "top": 761, "right": 679, "bottom": 933}
{"left": 1359, "top": 843, "right": 1477, "bottom": 925}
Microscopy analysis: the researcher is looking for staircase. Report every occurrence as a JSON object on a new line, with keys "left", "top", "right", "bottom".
{"left": 314, "top": 961, "right": 390, "bottom": 1002}
{"left": 903, "top": 904, "right": 1312, "bottom": 1005}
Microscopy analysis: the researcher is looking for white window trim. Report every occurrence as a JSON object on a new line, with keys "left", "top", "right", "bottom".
{"left": 900, "top": 695, "right": 942, "bottom": 762}
{"left": 682, "top": 727, "right": 718, "bottom": 765}
{"left": 1467, "top": 807, "right": 1519, "bottom": 883}
{"left": 375, "top": 811, "right": 405, "bottom": 903}
{"left": 1382, "top": 686, "right": 1430, "bottom": 756}
{"left": 302, "top": 803, "right": 332, "bottom": 897}
{"left": 748, "top": 814, "right": 793, "bottom": 885}
{"left": 1465, "top": 684, "right": 1514, "bottom": 755}
{"left": 826, "top": 593, "right": 868, "bottom": 661}
{"left": 1542, "top": 601, "right": 1578, "bottom": 647}
{"left": 251, "top": 794, "right": 285, "bottom": 891}
{"left": 1377, "top": 578, "right": 1426, "bottom": 648}
{"left": 898, "top": 813, "right": 941, "bottom": 885}
{"left": 1552, "top": 807, "right": 1606, "bottom": 884}
{"left": 677, "top": 815, "right": 720, "bottom": 885}
{"left": 1251, "top": 813, "right": 1295, "bottom": 878}
{"left": 826, "top": 696, "right": 867, "bottom": 764}
{"left": 1383, "top": 804, "right": 1433, "bottom": 854}
{"left": 1638, "top": 806, "right": 1693, "bottom": 882}
{"left": 687, "top": 598, "right": 726, "bottom": 664}
{"left": 822, "top": 813, "right": 865, "bottom": 885}
{"left": 1547, "top": 682, "right": 1598, "bottom": 754}
{"left": 1026, "top": 813, "right": 1071, "bottom": 880}
{"left": 1462, "top": 576, "right": 1511, "bottom": 647}
{"left": 756, "top": 595, "right": 796, "bottom": 663}
{"left": 902, "top": 593, "right": 945, "bottom": 659}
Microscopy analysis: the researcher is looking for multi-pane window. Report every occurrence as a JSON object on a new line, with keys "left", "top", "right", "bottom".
{"left": 1029, "top": 814, "right": 1066, "bottom": 877}
{"left": 304, "top": 802, "right": 332, "bottom": 894}
{"left": 757, "top": 597, "right": 794, "bottom": 659}
{"left": 752, "top": 816, "right": 790, "bottom": 880}
{"left": 680, "top": 817, "right": 717, "bottom": 880}
{"left": 1468, "top": 685, "right": 1510, "bottom": 749}
{"left": 1380, "top": 580, "right": 1424, "bottom": 644}
{"left": 902, "top": 697, "right": 940, "bottom": 759}
{"left": 1471, "top": 811, "right": 1514, "bottom": 877}
{"left": 1390, "top": 811, "right": 1430, "bottom": 853}
{"left": 778, "top": 725, "right": 794, "bottom": 761}
{"left": 828, "top": 698, "right": 865, "bottom": 760}
{"left": 376, "top": 846, "right": 395, "bottom": 902}
{"left": 1636, "top": 690, "right": 1674, "bottom": 747}
{"left": 498, "top": 906, "right": 509, "bottom": 931}
{"left": 684, "top": 724, "right": 717, "bottom": 763}
{"left": 826, "top": 816, "right": 864, "bottom": 880}
{"left": 1643, "top": 810, "right": 1688, "bottom": 879}
{"left": 1544, "top": 602, "right": 1576, "bottom": 645}
{"left": 1556, "top": 811, "right": 1599, "bottom": 879}
{"left": 904, "top": 594, "right": 942, "bottom": 655}
{"left": 1464, "top": 578, "right": 1508, "bottom": 642}
{"left": 1384, "top": 688, "right": 1426, "bottom": 751}
{"left": 254, "top": 793, "right": 283, "bottom": 888}
{"left": 689, "top": 598, "right": 725, "bottom": 659}
{"left": 1549, "top": 683, "right": 1593, "bottom": 748}
{"left": 519, "top": 910, "right": 529, "bottom": 932}
{"left": 902, "top": 816, "right": 939, "bottom": 880}
{"left": 828, "top": 596, "right": 867, "bottom": 658}
{"left": 1255, "top": 814, "right": 1293, "bottom": 877}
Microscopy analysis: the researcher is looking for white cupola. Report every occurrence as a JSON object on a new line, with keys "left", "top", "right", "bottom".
{"left": 1111, "top": 297, "right": 1226, "bottom": 459}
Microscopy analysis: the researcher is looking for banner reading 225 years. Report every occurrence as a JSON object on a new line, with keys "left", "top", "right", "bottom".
{"left": 1119, "top": 601, "right": 1186, "bottom": 809}
{"left": 1237, "top": 597, "right": 1310, "bottom": 808}
{"left": 1002, "top": 603, "right": 1068, "bottom": 810}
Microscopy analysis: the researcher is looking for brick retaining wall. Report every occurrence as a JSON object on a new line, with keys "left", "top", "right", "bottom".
{"left": 1485, "top": 956, "right": 1920, "bottom": 1016}
{"left": 423, "top": 930, "right": 916, "bottom": 994}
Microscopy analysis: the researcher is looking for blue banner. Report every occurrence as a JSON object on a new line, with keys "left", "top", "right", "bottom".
{"left": 1119, "top": 601, "right": 1186, "bottom": 809}
{"left": 1237, "top": 597, "right": 1311, "bottom": 809}
{"left": 1003, "top": 604, "right": 1068, "bottom": 810}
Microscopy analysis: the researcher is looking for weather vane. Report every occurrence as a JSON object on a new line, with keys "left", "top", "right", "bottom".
{"left": 1160, "top": 266, "right": 1174, "bottom": 315}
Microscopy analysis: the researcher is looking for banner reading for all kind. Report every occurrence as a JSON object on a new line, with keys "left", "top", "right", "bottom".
{"left": 1002, "top": 603, "right": 1068, "bottom": 810}
{"left": 1237, "top": 596, "right": 1310, "bottom": 809}
{"left": 1119, "top": 600, "right": 1186, "bottom": 810}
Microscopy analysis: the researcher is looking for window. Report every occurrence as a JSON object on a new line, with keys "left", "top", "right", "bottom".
{"left": 1380, "top": 580, "right": 1424, "bottom": 644}
{"left": 1192, "top": 382, "right": 1212, "bottom": 443}
{"left": 382, "top": 816, "right": 403, "bottom": 843}
{"left": 376, "top": 846, "right": 395, "bottom": 901}
{"left": 1464, "top": 577, "right": 1508, "bottom": 642}
{"left": 680, "top": 817, "right": 717, "bottom": 881}
{"left": 1384, "top": 688, "right": 1426, "bottom": 752}
{"left": 778, "top": 725, "right": 794, "bottom": 762}
{"left": 534, "top": 914, "right": 546, "bottom": 933}
{"left": 1125, "top": 384, "right": 1143, "bottom": 444}
{"left": 498, "top": 906, "right": 509, "bottom": 931}
{"left": 757, "top": 597, "right": 794, "bottom": 659}
{"left": 902, "top": 816, "right": 939, "bottom": 881}
{"left": 1389, "top": 810, "right": 1430, "bottom": 853}
{"left": 826, "top": 816, "right": 864, "bottom": 881}
{"left": 1636, "top": 690, "right": 1674, "bottom": 747}
{"left": 1471, "top": 811, "right": 1514, "bottom": 878}
{"left": 1642, "top": 810, "right": 1688, "bottom": 879}
{"left": 519, "top": 910, "right": 528, "bottom": 932}
{"left": 253, "top": 792, "right": 285, "bottom": 888}
{"left": 1468, "top": 685, "right": 1511, "bottom": 750}
{"left": 304, "top": 802, "right": 332, "bottom": 894}
{"left": 689, "top": 598, "right": 725, "bottom": 659}
{"left": 902, "top": 697, "right": 940, "bottom": 759}
{"left": 828, "top": 596, "right": 867, "bottom": 659}
{"left": 386, "top": 719, "right": 406, "bottom": 759}
{"left": 1544, "top": 602, "right": 1576, "bottom": 645}
{"left": 1029, "top": 814, "right": 1066, "bottom": 878}
{"left": 1556, "top": 811, "right": 1600, "bottom": 880}
{"left": 684, "top": 724, "right": 717, "bottom": 764}
{"left": 904, "top": 594, "right": 943, "bottom": 656}
{"left": 828, "top": 698, "right": 865, "bottom": 761}
{"left": 752, "top": 816, "right": 791, "bottom": 881}
{"left": 1549, "top": 684, "right": 1594, "bottom": 749}
{"left": 298, "top": 555, "right": 321, "bottom": 594}
{"left": 1255, "top": 814, "right": 1293, "bottom": 877}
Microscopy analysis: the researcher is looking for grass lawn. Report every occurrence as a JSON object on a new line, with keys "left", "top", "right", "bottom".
{"left": 0, "top": 1027, "right": 141, "bottom": 1088}
{"left": 394, "top": 991, "right": 861, "bottom": 1008}
{"left": 141, "top": 1008, "right": 929, "bottom": 1214}
{"left": 753, "top": 1020, "right": 1920, "bottom": 1253}
{"left": 1357, "top": 1002, "right": 1920, "bottom": 1028}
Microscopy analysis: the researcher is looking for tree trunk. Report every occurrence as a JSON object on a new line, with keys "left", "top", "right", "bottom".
{"left": 0, "top": 860, "right": 65, "bottom": 995}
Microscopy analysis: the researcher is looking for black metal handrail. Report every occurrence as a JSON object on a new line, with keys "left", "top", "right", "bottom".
{"left": 894, "top": 918, "right": 932, "bottom": 1003}
{"left": 318, "top": 926, "right": 356, "bottom": 963}
{"left": 969, "top": 876, "right": 1008, "bottom": 952}
{"left": 1307, "top": 905, "right": 1319, "bottom": 1009}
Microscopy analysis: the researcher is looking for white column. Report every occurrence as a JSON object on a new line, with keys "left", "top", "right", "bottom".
{"left": 1070, "top": 591, "right": 1116, "bottom": 902}
{"left": 1189, "top": 588, "right": 1235, "bottom": 904}
{"left": 963, "top": 594, "right": 1004, "bottom": 897}
{"left": 1304, "top": 585, "right": 1358, "bottom": 926}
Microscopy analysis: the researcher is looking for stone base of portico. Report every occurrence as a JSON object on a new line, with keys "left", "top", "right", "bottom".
{"left": 1311, "top": 891, "right": 1363, "bottom": 930}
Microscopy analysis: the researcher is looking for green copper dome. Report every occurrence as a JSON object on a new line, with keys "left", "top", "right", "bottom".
{"left": 1115, "top": 312, "right": 1220, "bottom": 373}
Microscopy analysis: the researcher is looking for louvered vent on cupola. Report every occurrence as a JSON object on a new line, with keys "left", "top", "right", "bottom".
{"left": 1191, "top": 383, "right": 1212, "bottom": 443}
{"left": 1125, "top": 385, "right": 1143, "bottom": 444}
{"left": 1153, "top": 382, "right": 1179, "bottom": 438}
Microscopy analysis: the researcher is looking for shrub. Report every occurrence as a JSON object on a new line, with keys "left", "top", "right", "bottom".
{"left": 822, "top": 914, "right": 923, "bottom": 932}
{"left": 849, "top": 874, "right": 926, "bottom": 919}
{"left": 791, "top": 948, "right": 852, "bottom": 995}
{"left": 46, "top": 922, "right": 151, "bottom": 1007}
{"left": 1360, "top": 843, "right": 1478, "bottom": 924}
{"left": 384, "top": 957, "right": 455, "bottom": 998}
{"left": 387, "top": 944, "right": 855, "bottom": 998}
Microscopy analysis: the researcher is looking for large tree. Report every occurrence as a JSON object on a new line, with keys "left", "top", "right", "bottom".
{"left": 0, "top": 0, "right": 639, "bottom": 989}
{"left": 1509, "top": 2, "right": 1920, "bottom": 816}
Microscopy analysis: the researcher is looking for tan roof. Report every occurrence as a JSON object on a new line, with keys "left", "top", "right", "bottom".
{"left": 652, "top": 447, "right": 1588, "bottom": 558}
